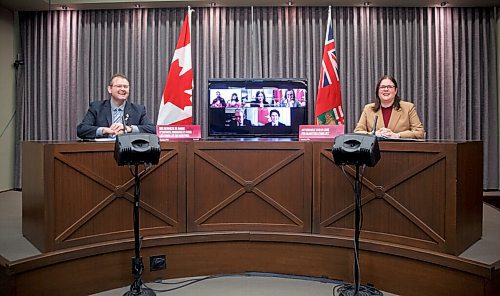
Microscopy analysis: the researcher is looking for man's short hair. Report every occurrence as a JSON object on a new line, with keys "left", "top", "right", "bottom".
{"left": 108, "top": 73, "right": 129, "bottom": 86}
{"left": 270, "top": 109, "right": 280, "bottom": 117}
{"left": 234, "top": 108, "right": 245, "bottom": 117}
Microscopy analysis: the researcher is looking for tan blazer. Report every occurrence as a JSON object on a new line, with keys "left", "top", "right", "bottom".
{"left": 354, "top": 101, "right": 425, "bottom": 139}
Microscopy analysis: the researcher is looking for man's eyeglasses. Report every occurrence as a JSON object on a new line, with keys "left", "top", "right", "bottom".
{"left": 379, "top": 85, "right": 395, "bottom": 90}
{"left": 111, "top": 84, "right": 129, "bottom": 89}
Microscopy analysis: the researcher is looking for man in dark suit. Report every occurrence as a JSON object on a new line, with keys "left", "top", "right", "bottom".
{"left": 265, "top": 109, "right": 286, "bottom": 127}
{"left": 229, "top": 108, "right": 252, "bottom": 127}
{"left": 77, "top": 73, "right": 156, "bottom": 139}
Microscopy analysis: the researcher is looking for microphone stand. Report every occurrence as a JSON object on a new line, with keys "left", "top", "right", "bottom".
{"left": 336, "top": 114, "right": 379, "bottom": 295}
{"left": 123, "top": 164, "right": 155, "bottom": 296}
{"left": 120, "top": 118, "right": 155, "bottom": 296}
{"left": 332, "top": 115, "right": 382, "bottom": 296}
{"left": 334, "top": 164, "right": 381, "bottom": 296}
{"left": 353, "top": 164, "right": 362, "bottom": 294}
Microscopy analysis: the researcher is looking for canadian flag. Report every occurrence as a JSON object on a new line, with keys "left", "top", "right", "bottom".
{"left": 157, "top": 9, "right": 193, "bottom": 125}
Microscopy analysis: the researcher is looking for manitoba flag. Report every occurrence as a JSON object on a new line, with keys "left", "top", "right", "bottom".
{"left": 157, "top": 9, "right": 193, "bottom": 125}
{"left": 315, "top": 8, "right": 344, "bottom": 125}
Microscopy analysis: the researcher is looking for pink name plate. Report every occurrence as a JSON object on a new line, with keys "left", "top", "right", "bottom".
{"left": 156, "top": 125, "right": 201, "bottom": 141}
{"left": 298, "top": 125, "right": 345, "bottom": 141}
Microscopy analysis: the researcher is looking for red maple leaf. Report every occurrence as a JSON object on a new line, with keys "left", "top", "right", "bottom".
{"left": 163, "top": 59, "right": 192, "bottom": 110}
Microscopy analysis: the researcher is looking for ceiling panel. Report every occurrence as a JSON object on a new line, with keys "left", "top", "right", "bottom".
{"left": 0, "top": 0, "right": 498, "bottom": 12}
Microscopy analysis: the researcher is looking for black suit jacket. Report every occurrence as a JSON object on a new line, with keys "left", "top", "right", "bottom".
{"left": 229, "top": 119, "right": 252, "bottom": 127}
{"left": 264, "top": 122, "right": 286, "bottom": 127}
{"left": 77, "top": 100, "right": 156, "bottom": 139}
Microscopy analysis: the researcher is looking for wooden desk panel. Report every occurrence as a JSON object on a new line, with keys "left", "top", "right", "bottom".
{"left": 313, "top": 141, "right": 483, "bottom": 255}
{"left": 22, "top": 140, "right": 482, "bottom": 256}
{"left": 22, "top": 141, "right": 186, "bottom": 252}
{"left": 187, "top": 141, "right": 312, "bottom": 233}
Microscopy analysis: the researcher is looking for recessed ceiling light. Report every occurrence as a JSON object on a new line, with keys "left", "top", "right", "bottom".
{"left": 287, "top": 1, "right": 294, "bottom": 6}
{"left": 440, "top": 1, "right": 448, "bottom": 6}
{"left": 363, "top": 2, "right": 371, "bottom": 6}
{"left": 134, "top": 4, "right": 141, "bottom": 8}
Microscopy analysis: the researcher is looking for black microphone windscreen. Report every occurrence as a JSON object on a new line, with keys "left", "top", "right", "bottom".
{"left": 372, "top": 115, "right": 378, "bottom": 135}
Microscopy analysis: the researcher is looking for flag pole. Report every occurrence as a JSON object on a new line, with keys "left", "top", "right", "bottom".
{"left": 187, "top": 6, "right": 192, "bottom": 30}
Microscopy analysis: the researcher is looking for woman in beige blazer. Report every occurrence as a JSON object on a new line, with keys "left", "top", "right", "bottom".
{"left": 354, "top": 75, "right": 425, "bottom": 139}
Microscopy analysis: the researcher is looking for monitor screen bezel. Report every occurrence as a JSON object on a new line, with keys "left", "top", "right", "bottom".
{"left": 207, "top": 78, "right": 309, "bottom": 139}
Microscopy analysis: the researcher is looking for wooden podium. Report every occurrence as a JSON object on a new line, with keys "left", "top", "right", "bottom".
{"left": 22, "top": 140, "right": 482, "bottom": 256}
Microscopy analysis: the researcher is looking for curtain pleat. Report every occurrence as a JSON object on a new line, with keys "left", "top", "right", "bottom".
{"left": 15, "top": 6, "right": 498, "bottom": 189}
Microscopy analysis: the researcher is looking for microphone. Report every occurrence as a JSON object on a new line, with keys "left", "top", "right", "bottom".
{"left": 372, "top": 115, "right": 378, "bottom": 135}
{"left": 122, "top": 113, "right": 130, "bottom": 134}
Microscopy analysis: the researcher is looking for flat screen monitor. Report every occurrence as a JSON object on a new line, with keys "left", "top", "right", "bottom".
{"left": 208, "top": 78, "right": 309, "bottom": 138}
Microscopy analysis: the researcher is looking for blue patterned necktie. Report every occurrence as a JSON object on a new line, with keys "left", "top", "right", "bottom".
{"left": 113, "top": 108, "right": 123, "bottom": 124}
{"left": 110, "top": 108, "right": 123, "bottom": 138}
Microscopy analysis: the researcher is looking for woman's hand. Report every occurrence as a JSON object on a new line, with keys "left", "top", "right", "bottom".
{"left": 376, "top": 128, "right": 400, "bottom": 139}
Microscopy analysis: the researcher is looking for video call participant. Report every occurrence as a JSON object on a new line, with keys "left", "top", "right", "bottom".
{"left": 250, "top": 91, "right": 270, "bottom": 107}
{"left": 354, "top": 75, "right": 425, "bottom": 139}
{"left": 265, "top": 109, "right": 286, "bottom": 127}
{"left": 226, "top": 93, "right": 241, "bottom": 108}
{"left": 229, "top": 108, "right": 252, "bottom": 127}
{"left": 77, "top": 73, "right": 156, "bottom": 139}
{"left": 211, "top": 91, "right": 227, "bottom": 108}
{"left": 280, "top": 89, "right": 300, "bottom": 107}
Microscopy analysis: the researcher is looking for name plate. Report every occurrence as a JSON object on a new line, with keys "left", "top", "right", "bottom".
{"left": 156, "top": 125, "right": 201, "bottom": 141}
{"left": 298, "top": 124, "right": 345, "bottom": 141}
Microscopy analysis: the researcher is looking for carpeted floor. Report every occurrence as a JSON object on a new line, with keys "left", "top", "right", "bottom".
{"left": 2, "top": 189, "right": 499, "bottom": 296}
{"left": 91, "top": 273, "right": 395, "bottom": 296}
